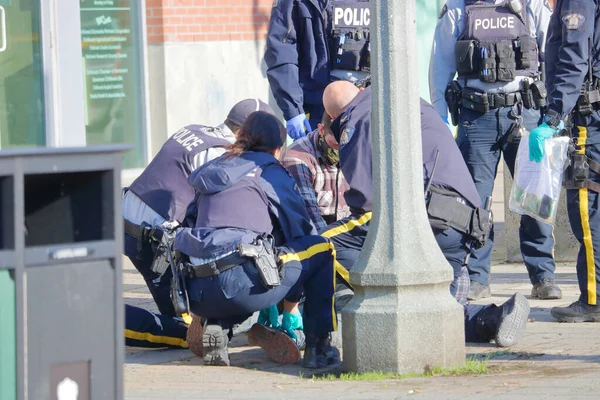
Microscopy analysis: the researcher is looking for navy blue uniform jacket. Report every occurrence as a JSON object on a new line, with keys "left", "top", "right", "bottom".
{"left": 265, "top": 0, "right": 330, "bottom": 120}
{"left": 331, "top": 88, "right": 481, "bottom": 214}
{"left": 546, "top": 0, "right": 600, "bottom": 119}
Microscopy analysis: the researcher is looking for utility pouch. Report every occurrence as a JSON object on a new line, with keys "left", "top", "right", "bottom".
{"left": 577, "top": 92, "right": 594, "bottom": 116}
{"left": 517, "top": 36, "right": 537, "bottom": 69}
{"left": 521, "top": 81, "right": 534, "bottom": 109}
{"left": 564, "top": 153, "right": 590, "bottom": 189}
{"left": 359, "top": 39, "right": 370, "bottom": 71}
{"left": 445, "top": 80, "right": 462, "bottom": 126}
{"left": 238, "top": 234, "right": 281, "bottom": 289}
{"left": 496, "top": 40, "right": 517, "bottom": 82}
{"left": 478, "top": 42, "right": 497, "bottom": 83}
{"left": 470, "top": 207, "right": 493, "bottom": 249}
{"left": 461, "top": 87, "right": 490, "bottom": 113}
{"left": 455, "top": 40, "right": 477, "bottom": 75}
{"left": 530, "top": 80, "right": 547, "bottom": 109}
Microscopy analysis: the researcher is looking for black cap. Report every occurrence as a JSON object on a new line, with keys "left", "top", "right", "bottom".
{"left": 226, "top": 99, "right": 275, "bottom": 127}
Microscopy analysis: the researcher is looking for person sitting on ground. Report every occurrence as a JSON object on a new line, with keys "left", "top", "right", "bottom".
{"left": 174, "top": 111, "right": 341, "bottom": 368}
{"left": 321, "top": 81, "right": 531, "bottom": 347}
{"left": 281, "top": 112, "right": 351, "bottom": 232}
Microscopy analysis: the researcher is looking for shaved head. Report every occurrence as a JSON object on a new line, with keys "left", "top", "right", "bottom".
{"left": 323, "top": 81, "right": 360, "bottom": 119}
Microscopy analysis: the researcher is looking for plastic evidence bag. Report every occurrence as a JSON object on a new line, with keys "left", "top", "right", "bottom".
{"left": 509, "top": 132, "right": 570, "bottom": 224}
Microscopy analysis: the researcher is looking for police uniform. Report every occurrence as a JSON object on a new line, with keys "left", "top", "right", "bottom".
{"left": 175, "top": 149, "right": 339, "bottom": 366}
{"left": 265, "top": 0, "right": 371, "bottom": 130}
{"left": 123, "top": 99, "right": 274, "bottom": 348}
{"left": 541, "top": 0, "right": 600, "bottom": 321}
{"left": 327, "top": 88, "right": 530, "bottom": 345}
{"left": 123, "top": 124, "right": 234, "bottom": 348}
{"left": 429, "top": 0, "right": 560, "bottom": 300}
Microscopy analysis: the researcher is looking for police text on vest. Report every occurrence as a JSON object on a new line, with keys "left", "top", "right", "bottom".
{"left": 474, "top": 16, "right": 515, "bottom": 31}
{"left": 172, "top": 128, "right": 205, "bottom": 152}
{"left": 334, "top": 7, "right": 370, "bottom": 27}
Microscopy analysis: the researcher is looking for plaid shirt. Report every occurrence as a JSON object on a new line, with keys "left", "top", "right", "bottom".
{"left": 282, "top": 130, "right": 350, "bottom": 232}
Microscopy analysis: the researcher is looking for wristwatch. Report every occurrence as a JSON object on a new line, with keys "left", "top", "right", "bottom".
{"left": 543, "top": 110, "right": 562, "bottom": 130}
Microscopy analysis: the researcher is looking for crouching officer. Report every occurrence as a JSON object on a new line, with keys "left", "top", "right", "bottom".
{"left": 322, "top": 81, "right": 531, "bottom": 346}
{"left": 429, "top": 0, "right": 561, "bottom": 301}
{"left": 529, "top": 0, "right": 600, "bottom": 322}
{"left": 123, "top": 99, "right": 274, "bottom": 348}
{"left": 265, "top": 0, "right": 371, "bottom": 139}
{"left": 174, "top": 111, "right": 340, "bottom": 368}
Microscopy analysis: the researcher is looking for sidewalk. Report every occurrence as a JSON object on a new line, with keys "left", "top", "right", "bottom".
{"left": 124, "top": 169, "right": 600, "bottom": 399}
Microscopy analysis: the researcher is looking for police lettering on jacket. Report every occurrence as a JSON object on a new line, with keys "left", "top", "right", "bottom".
{"left": 171, "top": 127, "right": 207, "bottom": 152}
{"left": 473, "top": 15, "right": 516, "bottom": 31}
{"left": 333, "top": 3, "right": 370, "bottom": 28}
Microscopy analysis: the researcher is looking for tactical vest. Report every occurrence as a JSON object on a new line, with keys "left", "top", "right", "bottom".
{"left": 455, "top": 0, "right": 539, "bottom": 83}
{"left": 128, "top": 125, "right": 231, "bottom": 224}
{"left": 195, "top": 163, "right": 276, "bottom": 235}
{"left": 327, "top": 0, "right": 371, "bottom": 72}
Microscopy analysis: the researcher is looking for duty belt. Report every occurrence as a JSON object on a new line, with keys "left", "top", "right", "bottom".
{"left": 461, "top": 88, "right": 522, "bottom": 113}
{"left": 184, "top": 252, "right": 249, "bottom": 279}
{"left": 124, "top": 219, "right": 147, "bottom": 241}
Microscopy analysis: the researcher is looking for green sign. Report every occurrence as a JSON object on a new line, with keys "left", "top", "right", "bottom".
{"left": 80, "top": 0, "right": 145, "bottom": 169}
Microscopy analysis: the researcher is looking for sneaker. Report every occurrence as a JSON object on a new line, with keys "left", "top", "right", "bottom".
{"left": 494, "top": 293, "right": 530, "bottom": 347}
{"left": 468, "top": 281, "right": 492, "bottom": 300}
{"left": 186, "top": 315, "right": 204, "bottom": 357}
{"left": 551, "top": 301, "right": 600, "bottom": 322}
{"left": 202, "top": 322, "right": 230, "bottom": 366}
{"left": 531, "top": 278, "right": 562, "bottom": 300}
{"left": 247, "top": 323, "right": 302, "bottom": 365}
{"left": 303, "top": 334, "right": 341, "bottom": 369}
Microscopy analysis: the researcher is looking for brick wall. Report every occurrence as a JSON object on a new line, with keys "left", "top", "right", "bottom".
{"left": 146, "top": 0, "right": 273, "bottom": 44}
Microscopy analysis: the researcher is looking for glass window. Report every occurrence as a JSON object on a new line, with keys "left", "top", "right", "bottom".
{"left": 80, "top": 0, "right": 146, "bottom": 169}
{"left": 0, "top": 0, "right": 45, "bottom": 149}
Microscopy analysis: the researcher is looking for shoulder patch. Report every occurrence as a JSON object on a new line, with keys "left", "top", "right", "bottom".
{"left": 339, "top": 127, "right": 354, "bottom": 146}
{"left": 562, "top": 11, "right": 586, "bottom": 30}
{"left": 439, "top": 3, "right": 448, "bottom": 19}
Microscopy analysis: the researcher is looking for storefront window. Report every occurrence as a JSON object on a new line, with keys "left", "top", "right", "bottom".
{"left": 0, "top": 0, "right": 45, "bottom": 149}
{"left": 80, "top": 0, "right": 146, "bottom": 168}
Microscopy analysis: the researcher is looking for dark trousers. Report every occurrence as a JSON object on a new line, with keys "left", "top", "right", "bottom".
{"left": 124, "top": 234, "right": 187, "bottom": 348}
{"left": 186, "top": 235, "right": 336, "bottom": 336}
{"left": 567, "top": 111, "right": 600, "bottom": 306}
{"left": 124, "top": 304, "right": 188, "bottom": 349}
{"left": 324, "top": 212, "right": 492, "bottom": 342}
{"left": 457, "top": 105, "right": 555, "bottom": 286}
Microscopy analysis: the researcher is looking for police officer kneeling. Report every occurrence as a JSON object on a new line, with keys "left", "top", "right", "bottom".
{"left": 174, "top": 111, "right": 340, "bottom": 367}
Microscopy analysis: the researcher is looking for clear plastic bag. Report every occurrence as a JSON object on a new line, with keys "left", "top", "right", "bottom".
{"left": 509, "top": 132, "right": 570, "bottom": 224}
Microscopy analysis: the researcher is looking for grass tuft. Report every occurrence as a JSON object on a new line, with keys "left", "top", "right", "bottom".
{"left": 311, "top": 356, "right": 489, "bottom": 381}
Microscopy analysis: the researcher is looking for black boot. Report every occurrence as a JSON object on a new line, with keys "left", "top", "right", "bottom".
{"left": 303, "top": 333, "right": 341, "bottom": 369}
{"left": 476, "top": 293, "right": 530, "bottom": 347}
{"left": 202, "top": 320, "right": 230, "bottom": 366}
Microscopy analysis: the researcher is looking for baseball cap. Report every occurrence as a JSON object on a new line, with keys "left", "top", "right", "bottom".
{"left": 227, "top": 98, "right": 275, "bottom": 127}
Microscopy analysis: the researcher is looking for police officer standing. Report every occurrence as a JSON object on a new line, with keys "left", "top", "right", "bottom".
{"left": 429, "top": 0, "right": 562, "bottom": 301}
{"left": 265, "top": 0, "right": 371, "bottom": 140}
{"left": 529, "top": 0, "right": 600, "bottom": 322}
{"left": 123, "top": 99, "right": 274, "bottom": 349}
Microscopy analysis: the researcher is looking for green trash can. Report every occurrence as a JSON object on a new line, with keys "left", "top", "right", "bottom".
{"left": 0, "top": 145, "right": 127, "bottom": 400}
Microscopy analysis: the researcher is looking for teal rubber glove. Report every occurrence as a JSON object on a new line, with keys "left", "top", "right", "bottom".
{"left": 258, "top": 305, "right": 280, "bottom": 328}
{"left": 529, "top": 122, "right": 561, "bottom": 163}
{"left": 281, "top": 311, "right": 303, "bottom": 339}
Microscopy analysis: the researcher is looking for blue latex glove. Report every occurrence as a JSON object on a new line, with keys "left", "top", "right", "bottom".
{"left": 441, "top": 116, "right": 449, "bottom": 124}
{"left": 529, "top": 122, "right": 561, "bottom": 163}
{"left": 258, "top": 305, "right": 280, "bottom": 328}
{"left": 286, "top": 113, "right": 312, "bottom": 140}
{"left": 281, "top": 311, "right": 303, "bottom": 339}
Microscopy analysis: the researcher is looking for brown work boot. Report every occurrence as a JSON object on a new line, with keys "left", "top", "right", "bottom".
{"left": 247, "top": 323, "right": 301, "bottom": 365}
{"left": 186, "top": 314, "right": 204, "bottom": 357}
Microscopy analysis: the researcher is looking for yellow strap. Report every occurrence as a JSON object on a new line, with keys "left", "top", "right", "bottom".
{"left": 125, "top": 329, "right": 188, "bottom": 349}
{"left": 321, "top": 212, "right": 372, "bottom": 239}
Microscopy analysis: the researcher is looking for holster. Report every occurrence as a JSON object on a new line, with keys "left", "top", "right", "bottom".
{"left": 445, "top": 81, "right": 462, "bottom": 126}
{"left": 238, "top": 234, "right": 281, "bottom": 289}
{"left": 170, "top": 252, "right": 190, "bottom": 315}
{"left": 149, "top": 225, "right": 177, "bottom": 276}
